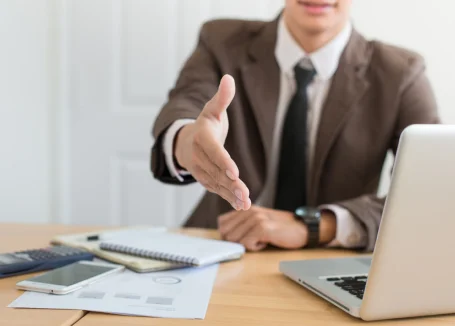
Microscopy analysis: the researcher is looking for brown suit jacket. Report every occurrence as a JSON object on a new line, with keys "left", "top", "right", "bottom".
{"left": 151, "top": 17, "right": 440, "bottom": 251}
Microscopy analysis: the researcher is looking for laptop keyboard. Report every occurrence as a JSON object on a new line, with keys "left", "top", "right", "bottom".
{"left": 326, "top": 275, "right": 367, "bottom": 300}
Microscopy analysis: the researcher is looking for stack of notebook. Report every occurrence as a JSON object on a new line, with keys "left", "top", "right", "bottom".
{"left": 52, "top": 227, "right": 245, "bottom": 272}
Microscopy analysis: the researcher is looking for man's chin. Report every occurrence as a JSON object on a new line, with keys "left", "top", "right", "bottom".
{"left": 298, "top": 22, "right": 332, "bottom": 35}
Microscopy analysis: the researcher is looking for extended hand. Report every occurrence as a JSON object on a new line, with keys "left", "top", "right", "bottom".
{"left": 217, "top": 205, "right": 309, "bottom": 251}
{"left": 175, "top": 75, "right": 251, "bottom": 211}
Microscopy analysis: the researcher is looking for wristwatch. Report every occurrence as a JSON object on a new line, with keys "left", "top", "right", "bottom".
{"left": 294, "top": 207, "right": 321, "bottom": 248}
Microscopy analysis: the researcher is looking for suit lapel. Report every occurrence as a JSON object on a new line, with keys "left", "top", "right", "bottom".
{"left": 309, "top": 30, "right": 373, "bottom": 204}
{"left": 240, "top": 18, "right": 280, "bottom": 163}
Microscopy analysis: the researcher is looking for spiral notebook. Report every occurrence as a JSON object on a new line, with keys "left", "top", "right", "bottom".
{"left": 99, "top": 233, "right": 245, "bottom": 266}
{"left": 51, "top": 227, "right": 183, "bottom": 272}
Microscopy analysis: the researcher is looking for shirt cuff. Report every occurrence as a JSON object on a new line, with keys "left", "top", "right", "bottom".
{"left": 162, "top": 119, "right": 195, "bottom": 182}
{"left": 320, "top": 204, "right": 367, "bottom": 249}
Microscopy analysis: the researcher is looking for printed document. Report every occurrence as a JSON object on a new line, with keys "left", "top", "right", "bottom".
{"left": 9, "top": 264, "right": 218, "bottom": 319}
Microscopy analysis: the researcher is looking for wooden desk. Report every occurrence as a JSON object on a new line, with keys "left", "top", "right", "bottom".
{"left": 0, "top": 223, "right": 109, "bottom": 326}
{"left": 3, "top": 225, "right": 455, "bottom": 326}
{"left": 76, "top": 229, "right": 455, "bottom": 326}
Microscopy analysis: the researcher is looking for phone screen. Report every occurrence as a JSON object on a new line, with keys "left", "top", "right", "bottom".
{"left": 28, "top": 263, "right": 116, "bottom": 286}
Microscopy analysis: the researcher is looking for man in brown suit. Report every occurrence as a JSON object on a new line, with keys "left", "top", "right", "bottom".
{"left": 151, "top": 0, "right": 440, "bottom": 252}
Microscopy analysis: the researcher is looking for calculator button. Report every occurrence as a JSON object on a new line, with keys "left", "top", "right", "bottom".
{"left": 13, "top": 246, "right": 86, "bottom": 262}
{"left": 48, "top": 246, "right": 84, "bottom": 256}
{"left": 25, "top": 250, "right": 58, "bottom": 261}
{"left": 13, "top": 253, "right": 33, "bottom": 261}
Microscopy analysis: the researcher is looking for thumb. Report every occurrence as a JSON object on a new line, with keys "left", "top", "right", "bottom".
{"left": 202, "top": 74, "right": 235, "bottom": 120}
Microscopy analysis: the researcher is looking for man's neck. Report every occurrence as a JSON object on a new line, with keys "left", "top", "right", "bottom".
{"left": 283, "top": 15, "right": 347, "bottom": 54}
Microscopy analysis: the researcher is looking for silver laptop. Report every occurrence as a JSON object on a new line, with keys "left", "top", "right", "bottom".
{"left": 280, "top": 124, "right": 455, "bottom": 321}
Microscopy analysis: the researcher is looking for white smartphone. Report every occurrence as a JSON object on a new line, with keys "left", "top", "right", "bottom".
{"left": 16, "top": 260, "right": 124, "bottom": 294}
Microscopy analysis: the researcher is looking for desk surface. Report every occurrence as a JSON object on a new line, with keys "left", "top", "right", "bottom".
{"left": 0, "top": 223, "right": 108, "bottom": 326}
{"left": 2, "top": 225, "right": 455, "bottom": 326}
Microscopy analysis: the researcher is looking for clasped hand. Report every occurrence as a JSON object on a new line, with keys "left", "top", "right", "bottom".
{"left": 217, "top": 205, "right": 309, "bottom": 251}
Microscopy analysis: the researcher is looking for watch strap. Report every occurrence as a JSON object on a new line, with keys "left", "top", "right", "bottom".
{"left": 294, "top": 207, "right": 321, "bottom": 248}
{"left": 306, "top": 221, "right": 319, "bottom": 248}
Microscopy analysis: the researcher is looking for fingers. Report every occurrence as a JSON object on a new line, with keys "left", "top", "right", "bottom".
{"left": 218, "top": 208, "right": 272, "bottom": 251}
{"left": 193, "top": 128, "right": 239, "bottom": 178}
{"left": 240, "top": 227, "right": 268, "bottom": 252}
{"left": 202, "top": 74, "right": 235, "bottom": 120}
{"left": 192, "top": 165, "right": 241, "bottom": 211}
{"left": 239, "top": 218, "right": 273, "bottom": 251}
{"left": 193, "top": 138, "right": 251, "bottom": 210}
{"left": 218, "top": 210, "right": 252, "bottom": 238}
{"left": 223, "top": 212, "right": 265, "bottom": 243}
{"left": 217, "top": 209, "right": 238, "bottom": 227}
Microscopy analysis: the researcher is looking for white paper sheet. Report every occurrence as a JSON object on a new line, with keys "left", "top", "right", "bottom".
{"left": 9, "top": 264, "right": 218, "bottom": 319}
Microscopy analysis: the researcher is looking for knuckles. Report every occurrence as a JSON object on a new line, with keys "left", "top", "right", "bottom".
{"left": 251, "top": 212, "right": 268, "bottom": 222}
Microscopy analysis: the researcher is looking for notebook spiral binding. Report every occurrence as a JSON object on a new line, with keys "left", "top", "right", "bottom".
{"left": 99, "top": 243, "right": 197, "bottom": 265}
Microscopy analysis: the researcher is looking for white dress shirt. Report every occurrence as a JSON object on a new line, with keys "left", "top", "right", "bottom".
{"left": 162, "top": 17, "right": 367, "bottom": 248}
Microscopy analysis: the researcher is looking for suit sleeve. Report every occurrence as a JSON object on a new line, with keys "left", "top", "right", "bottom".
{"left": 150, "top": 23, "right": 222, "bottom": 184}
{"left": 335, "top": 57, "right": 441, "bottom": 252}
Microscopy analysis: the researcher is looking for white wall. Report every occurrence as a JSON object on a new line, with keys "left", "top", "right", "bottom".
{"left": 0, "top": 0, "right": 57, "bottom": 223}
{"left": 1, "top": 0, "right": 454, "bottom": 224}
{"left": 351, "top": 0, "right": 455, "bottom": 124}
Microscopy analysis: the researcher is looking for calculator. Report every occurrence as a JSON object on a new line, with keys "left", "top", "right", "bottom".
{"left": 0, "top": 246, "right": 94, "bottom": 279}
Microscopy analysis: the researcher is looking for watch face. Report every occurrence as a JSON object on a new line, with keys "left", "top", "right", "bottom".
{"left": 295, "top": 207, "right": 320, "bottom": 217}
{"left": 295, "top": 207, "right": 321, "bottom": 224}
{"left": 295, "top": 207, "right": 306, "bottom": 216}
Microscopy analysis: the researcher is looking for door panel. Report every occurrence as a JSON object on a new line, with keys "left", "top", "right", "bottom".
{"left": 63, "top": 0, "right": 283, "bottom": 226}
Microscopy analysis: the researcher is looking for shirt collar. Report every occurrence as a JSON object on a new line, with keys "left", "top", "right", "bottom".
{"left": 275, "top": 16, "right": 352, "bottom": 80}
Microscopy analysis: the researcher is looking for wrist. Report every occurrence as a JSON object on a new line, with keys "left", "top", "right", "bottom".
{"left": 174, "top": 125, "right": 191, "bottom": 169}
{"left": 319, "top": 210, "right": 337, "bottom": 245}
{"left": 295, "top": 221, "right": 309, "bottom": 248}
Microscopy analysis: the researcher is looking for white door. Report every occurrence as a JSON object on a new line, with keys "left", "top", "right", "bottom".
{"left": 60, "top": 0, "right": 283, "bottom": 227}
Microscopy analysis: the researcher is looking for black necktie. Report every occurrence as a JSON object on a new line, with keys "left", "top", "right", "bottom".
{"left": 274, "top": 64, "right": 316, "bottom": 211}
